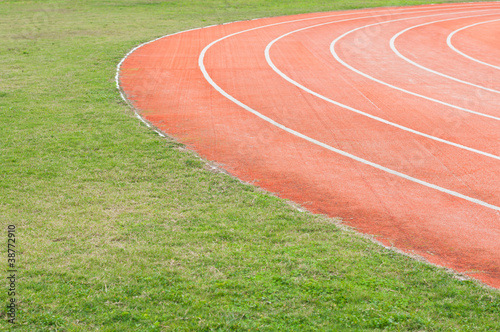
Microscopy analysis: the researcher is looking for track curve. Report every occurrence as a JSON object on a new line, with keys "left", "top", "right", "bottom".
{"left": 118, "top": 2, "right": 500, "bottom": 288}
{"left": 448, "top": 18, "right": 500, "bottom": 69}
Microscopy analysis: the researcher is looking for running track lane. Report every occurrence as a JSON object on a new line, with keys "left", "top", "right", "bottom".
{"left": 118, "top": 3, "right": 500, "bottom": 288}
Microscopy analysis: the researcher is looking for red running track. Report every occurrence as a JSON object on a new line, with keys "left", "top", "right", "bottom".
{"left": 118, "top": 3, "right": 500, "bottom": 288}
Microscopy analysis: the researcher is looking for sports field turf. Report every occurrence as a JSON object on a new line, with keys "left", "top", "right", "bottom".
{"left": 0, "top": 0, "right": 499, "bottom": 330}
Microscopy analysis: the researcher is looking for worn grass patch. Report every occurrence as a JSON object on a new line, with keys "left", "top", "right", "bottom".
{"left": 0, "top": 0, "right": 498, "bottom": 330}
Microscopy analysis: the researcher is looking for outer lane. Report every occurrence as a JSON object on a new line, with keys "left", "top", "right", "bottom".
{"left": 119, "top": 3, "right": 500, "bottom": 288}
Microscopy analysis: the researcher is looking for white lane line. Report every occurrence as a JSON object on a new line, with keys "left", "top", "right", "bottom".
{"left": 447, "top": 18, "right": 500, "bottom": 70}
{"left": 330, "top": 10, "right": 500, "bottom": 122}
{"left": 391, "top": 13, "right": 500, "bottom": 95}
{"left": 265, "top": 12, "right": 500, "bottom": 161}
{"left": 198, "top": 6, "right": 500, "bottom": 212}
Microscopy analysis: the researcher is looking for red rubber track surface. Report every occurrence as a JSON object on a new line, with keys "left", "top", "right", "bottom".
{"left": 119, "top": 3, "right": 500, "bottom": 288}
{"left": 452, "top": 20, "right": 500, "bottom": 67}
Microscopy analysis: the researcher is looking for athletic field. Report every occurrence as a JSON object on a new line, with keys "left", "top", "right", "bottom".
{"left": 1, "top": 1, "right": 499, "bottom": 330}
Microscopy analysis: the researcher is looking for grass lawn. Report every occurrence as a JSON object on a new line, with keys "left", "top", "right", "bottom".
{"left": 0, "top": 0, "right": 499, "bottom": 330}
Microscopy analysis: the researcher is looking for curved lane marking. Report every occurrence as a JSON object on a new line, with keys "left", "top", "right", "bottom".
{"left": 330, "top": 9, "right": 500, "bottom": 122}
{"left": 265, "top": 11, "right": 500, "bottom": 161}
{"left": 199, "top": 6, "right": 500, "bottom": 212}
{"left": 447, "top": 18, "right": 500, "bottom": 70}
{"left": 391, "top": 13, "right": 500, "bottom": 94}
{"left": 115, "top": 2, "right": 493, "bottom": 128}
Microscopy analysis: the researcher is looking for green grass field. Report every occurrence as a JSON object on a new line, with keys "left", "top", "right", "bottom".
{"left": 1, "top": 0, "right": 499, "bottom": 330}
